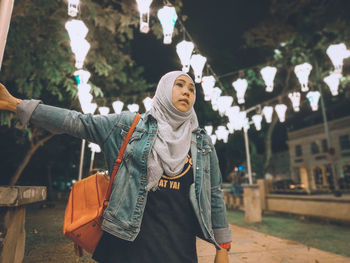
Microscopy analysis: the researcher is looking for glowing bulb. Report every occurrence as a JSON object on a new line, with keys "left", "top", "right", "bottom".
{"left": 70, "top": 39, "right": 90, "bottom": 69}
{"left": 262, "top": 106, "right": 273, "bottom": 123}
{"left": 215, "top": 126, "right": 229, "bottom": 143}
{"left": 127, "top": 104, "right": 139, "bottom": 113}
{"left": 176, "top": 41, "right": 194, "bottom": 73}
{"left": 99, "top": 106, "right": 110, "bottom": 115}
{"left": 252, "top": 114, "right": 263, "bottom": 131}
{"left": 65, "top": 19, "right": 88, "bottom": 41}
{"left": 201, "top": 76, "right": 216, "bottom": 101}
{"left": 260, "top": 66, "right": 277, "bottom": 92}
{"left": 68, "top": 0, "right": 80, "bottom": 17}
{"left": 143, "top": 97, "right": 153, "bottom": 111}
{"left": 204, "top": 125, "right": 213, "bottom": 136}
{"left": 275, "top": 104, "right": 287, "bottom": 123}
{"left": 211, "top": 135, "right": 217, "bottom": 145}
{"left": 294, "top": 63, "right": 312, "bottom": 92}
{"left": 112, "top": 100, "right": 124, "bottom": 114}
{"left": 136, "top": 0, "right": 153, "bottom": 33}
{"left": 81, "top": 102, "right": 97, "bottom": 114}
{"left": 323, "top": 73, "right": 342, "bottom": 96}
{"left": 217, "top": 96, "right": 233, "bottom": 116}
{"left": 326, "top": 43, "right": 350, "bottom": 73}
{"left": 157, "top": 5, "right": 177, "bottom": 44}
{"left": 74, "top": 70, "right": 91, "bottom": 84}
{"left": 88, "top": 142, "right": 101, "bottom": 153}
{"left": 190, "top": 54, "right": 207, "bottom": 83}
{"left": 232, "top": 78, "right": 248, "bottom": 104}
{"left": 288, "top": 92, "right": 301, "bottom": 112}
{"left": 306, "top": 91, "right": 320, "bottom": 111}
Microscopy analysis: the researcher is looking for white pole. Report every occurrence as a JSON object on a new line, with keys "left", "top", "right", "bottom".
{"left": 89, "top": 150, "right": 95, "bottom": 172}
{"left": 243, "top": 128, "right": 253, "bottom": 184}
{"left": 0, "top": 0, "right": 14, "bottom": 69}
{"left": 78, "top": 139, "right": 86, "bottom": 181}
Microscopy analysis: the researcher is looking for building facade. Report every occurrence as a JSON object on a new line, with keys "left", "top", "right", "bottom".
{"left": 287, "top": 115, "right": 350, "bottom": 193}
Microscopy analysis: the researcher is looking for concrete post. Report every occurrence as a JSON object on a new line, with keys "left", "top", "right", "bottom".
{"left": 257, "top": 179, "right": 267, "bottom": 210}
{"left": 243, "top": 184, "right": 262, "bottom": 223}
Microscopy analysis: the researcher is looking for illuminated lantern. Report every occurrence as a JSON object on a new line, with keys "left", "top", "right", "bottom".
{"left": 275, "top": 104, "right": 287, "bottom": 123}
{"left": 288, "top": 92, "right": 301, "bottom": 112}
{"left": 70, "top": 39, "right": 90, "bottom": 69}
{"left": 68, "top": 0, "right": 80, "bottom": 17}
{"left": 88, "top": 142, "right": 101, "bottom": 153}
{"left": 74, "top": 70, "right": 91, "bottom": 84}
{"left": 306, "top": 91, "right": 321, "bottom": 111}
{"left": 217, "top": 96, "right": 233, "bottom": 116}
{"left": 227, "top": 122, "right": 235, "bottom": 134}
{"left": 204, "top": 125, "right": 213, "bottom": 136}
{"left": 190, "top": 54, "right": 207, "bottom": 83}
{"left": 260, "top": 66, "right": 277, "bottom": 92}
{"left": 127, "top": 104, "right": 139, "bottom": 113}
{"left": 232, "top": 78, "right": 248, "bottom": 104}
{"left": 210, "top": 135, "right": 217, "bottom": 145}
{"left": 99, "top": 106, "right": 110, "bottom": 115}
{"left": 294, "top": 63, "right": 312, "bottom": 92}
{"left": 176, "top": 41, "right": 194, "bottom": 73}
{"left": 81, "top": 102, "right": 97, "bottom": 114}
{"left": 65, "top": 19, "right": 88, "bottom": 41}
{"left": 201, "top": 76, "right": 215, "bottom": 101}
{"left": 326, "top": 43, "right": 350, "bottom": 73}
{"left": 136, "top": 0, "right": 153, "bottom": 33}
{"left": 112, "top": 100, "right": 124, "bottom": 114}
{"left": 225, "top": 106, "right": 240, "bottom": 123}
{"left": 78, "top": 92, "right": 93, "bottom": 108}
{"left": 262, "top": 106, "right": 273, "bottom": 123}
{"left": 252, "top": 114, "right": 263, "bottom": 131}
{"left": 77, "top": 84, "right": 91, "bottom": 97}
{"left": 143, "top": 97, "right": 153, "bottom": 111}
{"left": 215, "top": 126, "right": 229, "bottom": 143}
{"left": 323, "top": 73, "right": 342, "bottom": 96}
{"left": 157, "top": 5, "right": 177, "bottom": 44}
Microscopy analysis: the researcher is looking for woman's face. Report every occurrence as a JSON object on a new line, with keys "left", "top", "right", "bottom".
{"left": 171, "top": 75, "right": 195, "bottom": 112}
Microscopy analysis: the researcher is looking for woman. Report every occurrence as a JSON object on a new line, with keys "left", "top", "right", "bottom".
{"left": 0, "top": 71, "right": 231, "bottom": 262}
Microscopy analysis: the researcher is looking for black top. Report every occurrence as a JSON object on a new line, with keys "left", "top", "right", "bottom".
{"left": 92, "top": 153, "right": 201, "bottom": 263}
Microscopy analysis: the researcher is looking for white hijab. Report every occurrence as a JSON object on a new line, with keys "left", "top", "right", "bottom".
{"left": 146, "top": 71, "right": 199, "bottom": 191}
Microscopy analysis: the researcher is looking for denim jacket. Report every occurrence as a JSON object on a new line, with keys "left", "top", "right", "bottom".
{"left": 17, "top": 100, "right": 232, "bottom": 248}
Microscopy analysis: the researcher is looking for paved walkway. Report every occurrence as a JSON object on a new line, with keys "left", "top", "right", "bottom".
{"left": 196, "top": 224, "right": 350, "bottom": 263}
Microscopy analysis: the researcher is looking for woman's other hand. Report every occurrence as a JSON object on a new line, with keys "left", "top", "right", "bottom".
{"left": 0, "top": 83, "right": 21, "bottom": 112}
{"left": 214, "top": 248, "right": 229, "bottom": 263}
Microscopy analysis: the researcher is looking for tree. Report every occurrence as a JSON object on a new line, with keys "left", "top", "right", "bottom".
{"left": 0, "top": 0, "right": 183, "bottom": 185}
{"left": 240, "top": 0, "right": 350, "bottom": 175}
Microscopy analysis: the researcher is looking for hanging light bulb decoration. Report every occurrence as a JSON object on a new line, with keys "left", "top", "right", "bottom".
{"left": 294, "top": 63, "right": 312, "bottom": 92}
{"left": 288, "top": 92, "right": 301, "bottom": 112}
{"left": 68, "top": 0, "right": 80, "bottom": 17}
{"left": 225, "top": 106, "right": 240, "bottom": 123}
{"left": 204, "top": 125, "right": 213, "bottom": 136}
{"left": 260, "top": 66, "right": 277, "bottom": 92}
{"left": 143, "top": 97, "right": 153, "bottom": 111}
{"left": 323, "top": 73, "right": 342, "bottom": 96}
{"left": 81, "top": 102, "right": 97, "bottom": 115}
{"left": 74, "top": 70, "right": 91, "bottom": 85}
{"left": 262, "top": 106, "right": 273, "bottom": 123}
{"left": 176, "top": 41, "right": 194, "bottom": 73}
{"left": 210, "top": 135, "right": 217, "bottom": 145}
{"left": 157, "top": 5, "right": 177, "bottom": 44}
{"left": 136, "top": 0, "right": 153, "bottom": 34}
{"left": 99, "top": 106, "right": 110, "bottom": 115}
{"left": 65, "top": 19, "right": 88, "bottom": 41}
{"left": 70, "top": 39, "right": 90, "bottom": 69}
{"left": 217, "top": 96, "right": 233, "bottom": 116}
{"left": 190, "top": 54, "right": 207, "bottom": 83}
{"left": 232, "top": 78, "right": 248, "bottom": 104}
{"left": 275, "top": 104, "right": 287, "bottom": 123}
{"left": 127, "top": 104, "right": 139, "bottom": 113}
{"left": 201, "top": 76, "right": 216, "bottom": 101}
{"left": 215, "top": 126, "right": 229, "bottom": 143}
{"left": 326, "top": 43, "right": 350, "bottom": 74}
{"left": 306, "top": 91, "right": 321, "bottom": 111}
{"left": 112, "top": 100, "right": 124, "bottom": 114}
{"left": 78, "top": 92, "right": 93, "bottom": 110}
{"left": 88, "top": 142, "right": 101, "bottom": 153}
{"left": 226, "top": 122, "right": 235, "bottom": 134}
{"left": 252, "top": 114, "right": 263, "bottom": 131}
{"left": 209, "top": 87, "right": 222, "bottom": 108}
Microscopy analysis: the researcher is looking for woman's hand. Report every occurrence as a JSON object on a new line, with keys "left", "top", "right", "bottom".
{"left": 214, "top": 248, "right": 229, "bottom": 263}
{"left": 0, "top": 83, "right": 21, "bottom": 112}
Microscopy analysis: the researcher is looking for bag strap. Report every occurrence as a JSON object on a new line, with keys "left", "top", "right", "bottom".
{"left": 104, "top": 113, "right": 141, "bottom": 204}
